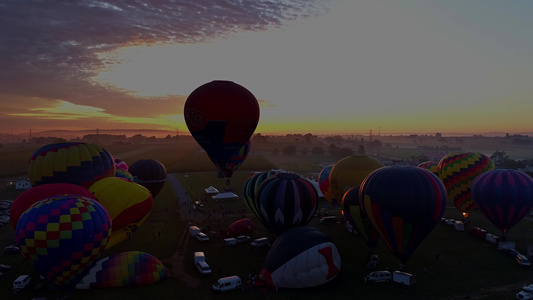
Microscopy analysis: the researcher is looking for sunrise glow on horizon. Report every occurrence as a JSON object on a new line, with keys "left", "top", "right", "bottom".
{"left": 1, "top": 1, "right": 533, "bottom": 137}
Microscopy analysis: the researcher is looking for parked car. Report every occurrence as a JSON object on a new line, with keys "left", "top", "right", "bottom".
{"left": 196, "top": 232, "right": 210, "bottom": 242}
{"left": 235, "top": 235, "right": 251, "bottom": 244}
{"left": 250, "top": 237, "right": 270, "bottom": 248}
{"left": 516, "top": 290, "right": 533, "bottom": 300}
{"left": 469, "top": 227, "right": 487, "bottom": 239}
{"left": 392, "top": 271, "right": 416, "bottom": 286}
{"left": 194, "top": 251, "right": 206, "bottom": 264}
{"left": 366, "top": 254, "right": 379, "bottom": 269}
{"left": 364, "top": 271, "right": 391, "bottom": 283}
{"left": 223, "top": 238, "right": 238, "bottom": 246}
{"left": 196, "top": 261, "right": 212, "bottom": 276}
{"left": 4, "top": 245, "right": 20, "bottom": 255}
{"left": 0, "top": 263, "right": 11, "bottom": 272}
{"left": 212, "top": 275, "right": 242, "bottom": 293}
{"left": 516, "top": 254, "right": 531, "bottom": 268}
{"left": 13, "top": 275, "right": 31, "bottom": 291}
{"left": 521, "top": 284, "right": 533, "bottom": 293}
{"left": 502, "top": 248, "right": 520, "bottom": 257}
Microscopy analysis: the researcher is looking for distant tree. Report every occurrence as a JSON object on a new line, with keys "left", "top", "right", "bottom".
{"left": 282, "top": 145, "right": 297, "bottom": 156}
{"left": 328, "top": 144, "right": 338, "bottom": 155}
{"left": 311, "top": 146, "right": 324, "bottom": 155}
{"left": 301, "top": 147, "right": 308, "bottom": 155}
{"left": 435, "top": 133, "right": 442, "bottom": 138}
{"left": 357, "top": 144, "right": 366, "bottom": 154}
{"left": 272, "top": 147, "right": 279, "bottom": 155}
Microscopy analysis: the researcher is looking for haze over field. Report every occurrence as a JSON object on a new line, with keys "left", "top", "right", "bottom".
{"left": 1, "top": 0, "right": 533, "bottom": 136}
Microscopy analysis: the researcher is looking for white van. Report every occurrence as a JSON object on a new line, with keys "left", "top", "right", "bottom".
{"left": 13, "top": 274, "right": 31, "bottom": 291}
{"left": 364, "top": 271, "right": 391, "bottom": 283}
{"left": 212, "top": 275, "right": 242, "bottom": 293}
{"left": 250, "top": 237, "right": 270, "bottom": 248}
{"left": 393, "top": 271, "right": 416, "bottom": 286}
{"left": 196, "top": 232, "right": 210, "bottom": 242}
{"left": 194, "top": 251, "right": 206, "bottom": 264}
{"left": 189, "top": 226, "right": 201, "bottom": 237}
{"left": 223, "top": 238, "right": 238, "bottom": 246}
{"left": 196, "top": 261, "right": 212, "bottom": 276}
{"left": 454, "top": 220, "right": 464, "bottom": 231}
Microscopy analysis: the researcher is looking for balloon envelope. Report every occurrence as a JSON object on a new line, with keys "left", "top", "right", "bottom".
{"left": 76, "top": 251, "right": 170, "bottom": 289}
{"left": 255, "top": 173, "right": 319, "bottom": 235}
{"left": 10, "top": 183, "right": 95, "bottom": 229}
{"left": 184, "top": 80, "right": 259, "bottom": 173}
{"left": 471, "top": 169, "right": 533, "bottom": 236}
{"left": 89, "top": 177, "right": 153, "bottom": 248}
{"left": 128, "top": 159, "right": 167, "bottom": 198}
{"left": 259, "top": 226, "right": 341, "bottom": 288}
{"left": 418, "top": 161, "right": 440, "bottom": 176}
{"left": 360, "top": 166, "right": 446, "bottom": 264}
{"left": 16, "top": 195, "right": 111, "bottom": 287}
{"left": 225, "top": 218, "right": 256, "bottom": 237}
{"left": 342, "top": 185, "right": 379, "bottom": 248}
{"left": 209, "top": 139, "right": 251, "bottom": 178}
{"left": 28, "top": 142, "right": 115, "bottom": 189}
{"left": 318, "top": 165, "right": 334, "bottom": 203}
{"left": 329, "top": 155, "right": 383, "bottom": 209}
{"left": 438, "top": 152, "right": 495, "bottom": 217}
{"left": 242, "top": 170, "right": 282, "bottom": 227}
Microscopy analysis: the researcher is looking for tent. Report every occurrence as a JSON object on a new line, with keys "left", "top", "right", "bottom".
{"left": 205, "top": 186, "right": 219, "bottom": 195}
{"left": 212, "top": 192, "right": 239, "bottom": 201}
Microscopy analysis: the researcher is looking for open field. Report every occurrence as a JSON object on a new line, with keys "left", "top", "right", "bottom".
{"left": 1, "top": 139, "right": 533, "bottom": 299}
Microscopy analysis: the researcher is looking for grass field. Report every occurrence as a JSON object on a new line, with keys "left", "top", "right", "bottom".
{"left": 1, "top": 140, "right": 533, "bottom": 299}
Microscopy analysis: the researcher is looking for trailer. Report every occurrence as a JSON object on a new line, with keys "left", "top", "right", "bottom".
{"left": 392, "top": 271, "right": 416, "bottom": 286}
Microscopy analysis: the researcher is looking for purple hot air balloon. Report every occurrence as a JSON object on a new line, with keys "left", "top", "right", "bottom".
{"left": 472, "top": 169, "right": 533, "bottom": 238}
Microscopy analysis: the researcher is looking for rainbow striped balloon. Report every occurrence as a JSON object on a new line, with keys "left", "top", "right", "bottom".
{"left": 76, "top": 251, "right": 170, "bottom": 289}
{"left": 438, "top": 152, "right": 494, "bottom": 217}
{"left": 16, "top": 195, "right": 111, "bottom": 287}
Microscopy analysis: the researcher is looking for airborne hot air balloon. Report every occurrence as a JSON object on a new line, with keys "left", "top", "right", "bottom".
{"left": 89, "top": 177, "right": 153, "bottom": 248}
{"left": 209, "top": 139, "right": 251, "bottom": 180}
{"left": 255, "top": 173, "right": 319, "bottom": 235}
{"left": 438, "top": 152, "right": 495, "bottom": 217}
{"left": 258, "top": 226, "right": 341, "bottom": 288}
{"left": 16, "top": 195, "right": 111, "bottom": 288}
{"left": 471, "top": 169, "right": 533, "bottom": 238}
{"left": 360, "top": 166, "right": 446, "bottom": 265}
{"left": 329, "top": 155, "right": 383, "bottom": 209}
{"left": 28, "top": 142, "right": 115, "bottom": 189}
{"left": 184, "top": 80, "right": 260, "bottom": 182}
{"left": 76, "top": 251, "right": 170, "bottom": 289}
{"left": 128, "top": 159, "right": 167, "bottom": 198}
{"left": 10, "top": 183, "right": 95, "bottom": 229}
{"left": 342, "top": 185, "right": 379, "bottom": 248}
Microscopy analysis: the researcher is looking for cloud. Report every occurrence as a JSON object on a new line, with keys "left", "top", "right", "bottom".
{"left": 0, "top": 0, "right": 329, "bottom": 126}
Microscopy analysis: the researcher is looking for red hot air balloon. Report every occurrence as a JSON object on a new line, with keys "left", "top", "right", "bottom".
{"left": 360, "top": 166, "right": 447, "bottom": 265}
{"left": 10, "top": 183, "right": 95, "bottom": 229}
{"left": 184, "top": 80, "right": 260, "bottom": 179}
{"left": 472, "top": 169, "right": 533, "bottom": 238}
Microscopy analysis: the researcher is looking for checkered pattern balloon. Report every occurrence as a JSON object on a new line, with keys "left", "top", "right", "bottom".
{"left": 16, "top": 195, "right": 111, "bottom": 287}
{"left": 438, "top": 152, "right": 494, "bottom": 217}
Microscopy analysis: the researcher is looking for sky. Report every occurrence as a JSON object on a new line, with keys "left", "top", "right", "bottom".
{"left": 1, "top": 0, "right": 533, "bottom": 136}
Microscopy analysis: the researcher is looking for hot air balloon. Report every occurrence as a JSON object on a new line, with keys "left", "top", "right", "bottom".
{"left": 318, "top": 165, "right": 334, "bottom": 203}
{"left": 342, "top": 185, "right": 379, "bottom": 248}
{"left": 114, "top": 158, "right": 129, "bottom": 171}
{"left": 418, "top": 161, "right": 440, "bottom": 176}
{"left": 28, "top": 142, "right": 115, "bottom": 189}
{"left": 360, "top": 166, "right": 446, "bottom": 265}
{"left": 128, "top": 159, "right": 167, "bottom": 198}
{"left": 225, "top": 218, "right": 256, "bottom": 237}
{"left": 184, "top": 80, "right": 260, "bottom": 180}
{"left": 115, "top": 168, "right": 134, "bottom": 181}
{"left": 438, "top": 152, "right": 495, "bottom": 217}
{"left": 242, "top": 170, "right": 282, "bottom": 227}
{"left": 471, "top": 169, "right": 533, "bottom": 238}
{"left": 209, "top": 139, "right": 251, "bottom": 181}
{"left": 258, "top": 226, "right": 341, "bottom": 288}
{"left": 89, "top": 177, "right": 153, "bottom": 248}
{"left": 329, "top": 155, "right": 383, "bottom": 209}
{"left": 255, "top": 173, "right": 319, "bottom": 235}
{"left": 76, "top": 251, "right": 170, "bottom": 289}
{"left": 16, "top": 195, "right": 111, "bottom": 288}
{"left": 10, "top": 183, "right": 95, "bottom": 229}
